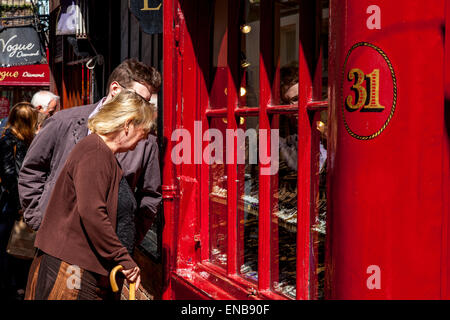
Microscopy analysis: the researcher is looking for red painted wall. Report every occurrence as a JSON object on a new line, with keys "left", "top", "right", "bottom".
{"left": 327, "top": 0, "right": 449, "bottom": 299}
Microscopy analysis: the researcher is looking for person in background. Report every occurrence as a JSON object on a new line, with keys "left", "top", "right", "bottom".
{"left": 0, "top": 102, "right": 37, "bottom": 300}
{"left": 280, "top": 62, "right": 299, "bottom": 105}
{"left": 0, "top": 91, "right": 59, "bottom": 134}
{"left": 25, "top": 90, "right": 153, "bottom": 300}
{"left": 35, "top": 112, "right": 49, "bottom": 134}
{"left": 19, "top": 58, "right": 162, "bottom": 248}
{"left": 30, "top": 91, "right": 60, "bottom": 118}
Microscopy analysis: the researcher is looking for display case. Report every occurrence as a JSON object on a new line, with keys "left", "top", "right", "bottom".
{"left": 162, "top": 0, "right": 329, "bottom": 300}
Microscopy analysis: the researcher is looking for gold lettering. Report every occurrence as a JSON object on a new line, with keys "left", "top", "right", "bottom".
{"left": 141, "top": 0, "right": 162, "bottom": 11}
{"left": 346, "top": 68, "right": 367, "bottom": 111}
{"left": 346, "top": 68, "right": 384, "bottom": 112}
{"left": 364, "top": 69, "right": 385, "bottom": 110}
{"left": 0, "top": 71, "right": 17, "bottom": 81}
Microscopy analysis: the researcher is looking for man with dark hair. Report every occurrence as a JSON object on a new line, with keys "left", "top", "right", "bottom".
{"left": 18, "top": 59, "right": 162, "bottom": 247}
{"left": 280, "top": 62, "right": 299, "bottom": 105}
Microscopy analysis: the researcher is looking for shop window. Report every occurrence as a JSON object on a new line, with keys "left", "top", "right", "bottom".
{"left": 271, "top": 113, "right": 298, "bottom": 299}
{"left": 209, "top": 117, "right": 229, "bottom": 267}
{"left": 237, "top": 116, "right": 259, "bottom": 282}
{"left": 201, "top": 0, "right": 328, "bottom": 300}
{"left": 239, "top": 1, "right": 260, "bottom": 108}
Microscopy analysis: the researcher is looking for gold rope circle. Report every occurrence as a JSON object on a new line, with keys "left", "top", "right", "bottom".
{"left": 342, "top": 42, "right": 397, "bottom": 140}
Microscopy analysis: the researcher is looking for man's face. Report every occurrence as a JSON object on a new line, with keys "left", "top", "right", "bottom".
{"left": 128, "top": 81, "right": 153, "bottom": 102}
{"left": 282, "top": 83, "right": 298, "bottom": 105}
{"left": 110, "top": 81, "right": 154, "bottom": 102}
{"left": 42, "top": 99, "right": 58, "bottom": 117}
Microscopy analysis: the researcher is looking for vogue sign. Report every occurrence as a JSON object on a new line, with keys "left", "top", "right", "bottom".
{"left": 0, "top": 64, "right": 50, "bottom": 86}
{"left": 0, "top": 27, "right": 46, "bottom": 66}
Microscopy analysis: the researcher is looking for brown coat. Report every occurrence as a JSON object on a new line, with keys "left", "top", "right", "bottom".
{"left": 35, "top": 133, "right": 136, "bottom": 276}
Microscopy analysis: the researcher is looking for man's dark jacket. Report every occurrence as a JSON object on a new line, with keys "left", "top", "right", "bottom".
{"left": 18, "top": 103, "right": 162, "bottom": 242}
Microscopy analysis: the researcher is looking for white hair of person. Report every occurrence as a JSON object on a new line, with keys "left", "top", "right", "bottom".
{"left": 31, "top": 91, "right": 60, "bottom": 111}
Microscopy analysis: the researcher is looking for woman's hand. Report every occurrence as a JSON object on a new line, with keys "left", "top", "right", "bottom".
{"left": 122, "top": 266, "right": 141, "bottom": 290}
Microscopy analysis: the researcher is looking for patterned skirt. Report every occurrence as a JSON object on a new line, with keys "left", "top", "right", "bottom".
{"left": 25, "top": 250, "right": 122, "bottom": 300}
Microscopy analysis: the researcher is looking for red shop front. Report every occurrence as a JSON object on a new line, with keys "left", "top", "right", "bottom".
{"left": 0, "top": 63, "right": 50, "bottom": 118}
{"left": 160, "top": 0, "right": 450, "bottom": 300}
{"left": 161, "top": 0, "right": 329, "bottom": 300}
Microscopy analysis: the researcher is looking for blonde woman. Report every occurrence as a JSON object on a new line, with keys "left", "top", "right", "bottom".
{"left": 25, "top": 91, "right": 155, "bottom": 300}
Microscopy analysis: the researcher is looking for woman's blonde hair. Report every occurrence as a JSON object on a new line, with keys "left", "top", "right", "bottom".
{"left": 5, "top": 102, "right": 38, "bottom": 145}
{"left": 88, "top": 90, "right": 155, "bottom": 135}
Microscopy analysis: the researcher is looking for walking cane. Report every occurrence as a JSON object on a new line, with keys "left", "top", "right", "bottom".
{"left": 110, "top": 265, "right": 136, "bottom": 300}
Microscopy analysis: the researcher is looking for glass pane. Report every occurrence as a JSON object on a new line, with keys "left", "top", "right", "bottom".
{"left": 271, "top": 114, "right": 298, "bottom": 299}
{"left": 320, "top": 0, "right": 329, "bottom": 100}
{"left": 237, "top": 116, "right": 259, "bottom": 282}
{"left": 209, "top": 117, "right": 228, "bottom": 267}
{"left": 274, "top": 0, "right": 299, "bottom": 105}
{"left": 210, "top": 0, "right": 228, "bottom": 109}
{"left": 311, "top": 110, "right": 328, "bottom": 299}
{"left": 239, "top": 0, "right": 260, "bottom": 108}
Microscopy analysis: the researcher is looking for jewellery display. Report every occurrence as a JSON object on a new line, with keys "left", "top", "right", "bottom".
{"left": 207, "top": 114, "right": 327, "bottom": 299}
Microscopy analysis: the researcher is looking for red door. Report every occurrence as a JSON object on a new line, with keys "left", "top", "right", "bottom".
{"left": 327, "top": 0, "right": 450, "bottom": 299}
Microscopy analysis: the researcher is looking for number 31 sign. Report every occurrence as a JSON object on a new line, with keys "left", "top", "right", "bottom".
{"left": 342, "top": 42, "right": 397, "bottom": 140}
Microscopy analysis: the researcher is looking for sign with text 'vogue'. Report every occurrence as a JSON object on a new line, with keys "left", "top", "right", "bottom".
{"left": 130, "top": 0, "right": 162, "bottom": 34}
{"left": 0, "top": 27, "right": 46, "bottom": 67}
{"left": 0, "top": 64, "right": 50, "bottom": 86}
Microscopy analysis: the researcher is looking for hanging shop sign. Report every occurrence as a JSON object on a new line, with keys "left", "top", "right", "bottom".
{"left": 130, "top": 0, "right": 163, "bottom": 34}
{"left": 56, "top": 0, "right": 87, "bottom": 38}
{"left": 0, "top": 64, "right": 50, "bottom": 86}
{"left": 0, "top": 27, "right": 46, "bottom": 67}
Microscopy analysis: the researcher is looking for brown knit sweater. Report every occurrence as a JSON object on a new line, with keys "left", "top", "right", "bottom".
{"left": 34, "top": 133, "right": 137, "bottom": 276}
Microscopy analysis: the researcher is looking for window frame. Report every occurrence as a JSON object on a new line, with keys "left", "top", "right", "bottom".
{"left": 167, "top": 0, "right": 329, "bottom": 300}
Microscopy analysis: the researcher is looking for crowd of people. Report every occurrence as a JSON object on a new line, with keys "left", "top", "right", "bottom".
{"left": 0, "top": 58, "right": 162, "bottom": 300}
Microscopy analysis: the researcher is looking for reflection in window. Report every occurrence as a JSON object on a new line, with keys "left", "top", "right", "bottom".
{"left": 274, "top": 0, "right": 299, "bottom": 105}
{"left": 239, "top": 0, "right": 260, "bottom": 108}
{"left": 271, "top": 114, "right": 298, "bottom": 299}
{"left": 311, "top": 110, "right": 328, "bottom": 299}
{"left": 210, "top": 0, "right": 228, "bottom": 109}
{"left": 209, "top": 118, "right": 228, "bottom": 267}
{"left": 320, "top": 0, "right": 329, "bottom": 100}
{"left": 237, "top": 116, "right": 259, "bottom": 282}
{"left": 280, "top": 63, "right": 299, "bottom": 105}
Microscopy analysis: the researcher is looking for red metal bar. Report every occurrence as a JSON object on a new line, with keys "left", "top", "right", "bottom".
{"left": 257, "top": 0, "right": 273, "bottom": 293}
{"left": 309, "top": 110, "right": 322, "bottom": 300}
{"left": 199, "top": 1, "right": 214, "bottom": 265}
{"left": 306, "top": 100, "right": 328, "bottom": 111}
{"left": 267, "top": 105, "right": 298, "bottom": 114}
{"left": 226, "top": 0, "right": 240, "bottom": 276}
{"left": 162, "top": 0, "right": 178, "bottom": 300}
{"left": 270, "top": 114, "right": 280, "bottom": 293}
{"left": 443, "top": 0, "right": 450, "bottom": 299}
{"left": 233, "top": 107, "right": 259, "bottom": 117}
{"left": 296, "top": 6, "right": 314, "bottom": 300}
{"left": 205, "top": 108, "right": 228, "bottom": 117}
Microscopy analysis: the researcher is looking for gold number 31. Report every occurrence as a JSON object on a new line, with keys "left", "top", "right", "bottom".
{"left": 346, "top": 68, "right": 385, "bottom": 111}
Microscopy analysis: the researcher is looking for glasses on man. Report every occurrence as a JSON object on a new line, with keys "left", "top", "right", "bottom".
{"left": 116, "top": 82, "right": 152, "bottom": 102}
